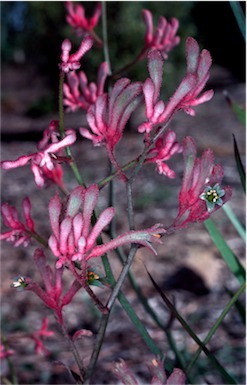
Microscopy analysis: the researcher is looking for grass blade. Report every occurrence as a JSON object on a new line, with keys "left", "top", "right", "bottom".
{"left": 146, "top": 269, "right": 238, "bottom": 384}
{"left": 233, "top": 134, "right": 246, "bottom": 193}
{"left": 204, "top": 219, "right": 246, "bottom": 285}
{"left": 222, "top": 203, "right": 246, "bottom": 241}
{"left": 186, "top": 282, "right": 246, "bottom": 374}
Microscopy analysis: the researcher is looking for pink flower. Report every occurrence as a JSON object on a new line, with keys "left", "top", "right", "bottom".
{"left": 145, "top": 130, "right": 182, "bottom": 178}
{"left": 113, "top": 358, "right": 186, "bottom": 385}
{"left": 0, "top": 198, "right": 35, "bottom": 247}
{"left": 63, "top": 62, "right": 109, "bottom": 112}
{"left": 148, "top": 358, "right": 186, "bottom": 385}
{"left": 65, "top": 1, "right": 102, "bottom": 36}
{"left": 1, "top": 121, "right": 76, "bottom": 188}
{"left": 31, "top": 317, "right": 54, "bottom": 355}
{"left": 12, "top": 249, "right": 81, "bottom": 323}
{"left": 142, "top": 9, "right": 180, "bottom": 59}
{"left": 0, "top": 343, "right": 14, "bottom": 359}
{"left": 79, "top": 78, "right": 143, "bottom": 152}
{"left": 159, "top": 37, "right": 214, "bottom": 122}
{"left": 171, "top": 136, "right": 232, "bottom": 229}
{"left": 59, "top": 35, "right": 93, "bottom": 73}
{"left": 48, "top": 184, "right": 165, "bottom": 270}
{"left": 138, "top": 37, "right": 214, "bottom": 134}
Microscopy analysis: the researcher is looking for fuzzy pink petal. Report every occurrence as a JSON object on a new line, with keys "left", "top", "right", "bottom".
{"left": 82, "top": 184, "right": 99, "bottom": 238}
{"left": 66, "top": 186, "right": 85, "bottom": 217}
{"left": 87, "top": 207, "right": 115, "bottom": 249}
{"left": 148, "top": 49, "right": 163, "bottom": 102}
{"left": 69, "top": 35, "right": 93, "bottom": 62}
{"left": 142, "top": 9, "right": 153, "bottom": 46}
{"left": 49, "top": 194, "right": 62, "bottom": 239}
{"left": 22, "top": 197, "right": 35, "bottom": 232}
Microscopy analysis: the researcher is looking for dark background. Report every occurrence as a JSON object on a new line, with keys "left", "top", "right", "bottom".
{"left": 1, "top": 1, "right": 245, "bottom": 119}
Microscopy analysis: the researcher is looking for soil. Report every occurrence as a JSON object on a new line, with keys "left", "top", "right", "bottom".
{"left": 1, "top": 63, "right": 246, "bottom": 385}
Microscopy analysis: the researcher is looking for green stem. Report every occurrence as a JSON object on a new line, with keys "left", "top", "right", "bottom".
{"left": 98, "top": 158, "right": 139, "bottom": 189}
{"left": 58, "top": 69, "right": 86, "bottom": 187}
{"left": 102, "top": 2, "right": 112, "bottom": 76}
{"left": 59, "top": 70, "right": 65, "bottom": 138}
{"left": 60, "top": 322, "right": 85, "bottom": 383}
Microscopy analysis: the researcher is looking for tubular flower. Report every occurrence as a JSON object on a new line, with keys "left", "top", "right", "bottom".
{"left": 1, "top": 121, "right": 76, "bottom": 188}
{"left": 1, "top": 198, "right": 35, "bottom": 247}
{"left": 171, "top": 136, "right": 232, "bottom": 229}
{"left": 59, "top": 35, "right": 93, "bottom": 73}
{"left": 63, "top": 62, "right": 109, "bottom": 112}
{"left": 65, "top": 1, "right": 102, "bottom": 36}
{"left": 48, "top": 184, "right": 165, "bottom": 269}
{"left": 158, "top": 37, "right": 214, "bottom": 122}
{"left": 142, "top": 9, "right": 180, "bottom": 59}
{"left": 79, "top": 78, "right": 143, "bottom": 152}
{"left": 113, "top": 357, "right": 186, "bottom": 385}
{"left": 138, "top": 37, "right": 214, "bottom": 134}
{"left": 11, "top": 249, "right": 82, "bottom": 323}
{"left": 145, "top": 129, "right": 182, "bottom": 177}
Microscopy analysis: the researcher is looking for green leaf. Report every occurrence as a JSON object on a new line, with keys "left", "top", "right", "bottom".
{"left": 222, "top": 203, "right": 246, "bottom": 241}
{"left": 233, "top": 134, "right": 246, "bottom": 193}
{"left": 146, "top": 269, "right": 238, "bottom": 384}
{"left": 204, "top": 219, "right": 246, "bottom": 284}
{"left": 186, "top": 282, "right": 246, "bottom": 374}
{"left": 225, "top": 286, "right": 246, "bottom": 325}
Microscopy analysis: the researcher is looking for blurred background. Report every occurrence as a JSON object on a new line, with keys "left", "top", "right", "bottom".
{"left": 1, "top": 1, "right": 245, "bottom": 125}
{"left": 1, "top": 2, "right": 246, "bottom": 384}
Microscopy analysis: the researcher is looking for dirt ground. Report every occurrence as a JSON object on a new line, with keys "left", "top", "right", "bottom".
{"left": 1, "top": 63, "right": 246, "bottom": 384}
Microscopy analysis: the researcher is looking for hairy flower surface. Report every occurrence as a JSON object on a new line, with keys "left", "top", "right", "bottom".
{"left": 142, "top": 9, "right": 180, "bottom": 59}
{"left": 59, "top": 35, "right": 93, "bottom": 73}
{"left": 48, "top": 184, "right": 165, "bottom": 269}
{"left": 171, "top": 136, "right": 232, "bottom": 229}
{"left": 65, "top": 1, "right": 102, "bottom": 36}
{"left": 80, "top": 78, "right": 143, "bottom": 152}
{"left": 138, "top": 37, "right": 213, "bottom": 134}
{"left": 1, "top": 198, "right": 35, "bottom": 247}
{"left": 1, "top": 122, "right": 76, "bottom": 188}
{"left": 63, "top": 62, "right": 109, "bottom": 112}
{"left": 159, "top": 37, "right": 214, "bottom": 122}
{"left": 145, "top": 130, "right": 182, "bottom": 177}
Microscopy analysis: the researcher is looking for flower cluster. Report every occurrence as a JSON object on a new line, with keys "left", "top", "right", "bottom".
{"left": 1, "top": 197, "right": 35, "bottom": 247}
{"left": 145, "top": 129, "right": 182, "bottom": 178}
{"left": 138, "top": 37, "right": 214, "bottom": 135}
{"left": 1, "top": 121, "right": 76, "bottom": 188}
{"left": 63, "top": 62, "right": 109, "bottom": 112}
{"left": 48, "top": 184, "right": 165, "bottom": 273}
{"left": 171, "top": 136, "right": 232, "bottom": 230}
{"left": 1, "top": 4, "right": 233, "bottom": 382}
{"left": 59, "top": 35, "right": 93, "bottom": 73}
{"left": 79, "top": 78, "right": 143, "bottom": 153}
{"left": 142, "top": 9, "right": 180, "bottom": 59}
{"left": 65, "top": 1, "right": 102, "bottom": 37}
{"left": 12, "top": 248, "right": 82, "bottom": 323}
